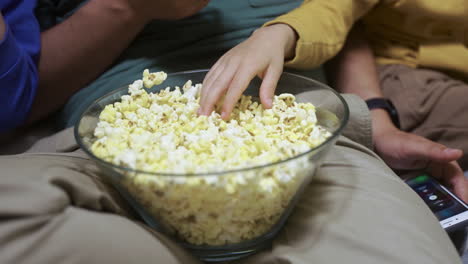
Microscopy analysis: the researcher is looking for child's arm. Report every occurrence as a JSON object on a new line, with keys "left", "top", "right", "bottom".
{"left": 199, "top": 0, "right": 379, "bottom": 119}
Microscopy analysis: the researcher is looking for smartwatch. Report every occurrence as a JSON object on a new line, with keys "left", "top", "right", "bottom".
{"left": 365, "top": 98, "right": 401, "bottom": 129}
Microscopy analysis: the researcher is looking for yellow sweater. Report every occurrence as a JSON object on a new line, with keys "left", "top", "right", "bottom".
{"left": 267, "top": 0, "right": 468, "bottom": 80}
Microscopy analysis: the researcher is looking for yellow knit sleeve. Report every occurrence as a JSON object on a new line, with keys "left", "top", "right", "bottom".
{"left": 264, "top": 0, "right": 379, "bottom": 69}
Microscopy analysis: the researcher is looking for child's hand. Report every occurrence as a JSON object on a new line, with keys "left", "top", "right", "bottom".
{"left": 198, "top": 23, "right": 297, "bottom": 119}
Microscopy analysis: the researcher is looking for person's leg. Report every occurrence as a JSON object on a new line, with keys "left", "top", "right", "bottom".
{"left": 232, "top": 87, "right": 461, "bottom": 263}
{"left": 379, "top": 64, "right": 468, "bottom": 171}
{"left": 0, "top": 154, "right": 200, "bottom": 264}
{"left": 237, "top": 136, "right": 460, "bottom": 264}
{"left": 15, "top": 89, "right": 459, "bottom": 263}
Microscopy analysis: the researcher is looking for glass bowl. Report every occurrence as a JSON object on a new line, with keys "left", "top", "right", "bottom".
{"left": 74, "top": 69, "right": 349, "bottom": 262}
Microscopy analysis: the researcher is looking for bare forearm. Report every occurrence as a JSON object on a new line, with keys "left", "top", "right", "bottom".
{"left": 28, "top": 0, "right": 148, "bottom": 123}
{"left": 325, "top": 24, "right": 395, "bottom": 133}
{"left": 325, "top": 24, "right": 383, "bottom": 100}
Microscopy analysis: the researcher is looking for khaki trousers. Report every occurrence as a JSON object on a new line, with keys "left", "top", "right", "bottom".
{"left": 379, "top": 65, "right": 468, "bottom": 171}
{"left": 0, "top": 94, "right": 461, "bottom": 264}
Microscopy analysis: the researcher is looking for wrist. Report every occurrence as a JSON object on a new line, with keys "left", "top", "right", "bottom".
{"left": 366, "top": 97, "right": 400, "bottom": 129}
{"left": 276, "top": 24, "right": 298, "bottom": 60}
{"left": 371, "top": 109, "right": 398, "bottom": 138}
{"left": 259, "top": 23, "right": 297, "bottom": 59}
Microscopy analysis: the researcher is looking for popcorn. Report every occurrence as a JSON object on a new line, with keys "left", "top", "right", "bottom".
{"left": 142, "top": 69, "right": 167, "bottom": 88}
{"left": 91, "top": 69, "right": 332, "bottom": 246}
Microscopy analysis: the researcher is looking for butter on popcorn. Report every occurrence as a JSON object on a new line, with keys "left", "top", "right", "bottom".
{"left": 91, "top": 69, "right": 332, "bottom": 246}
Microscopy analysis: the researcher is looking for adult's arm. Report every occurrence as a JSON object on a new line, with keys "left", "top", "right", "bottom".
{"left": 324, "top": 25, "right": 468, "bottom": 202}
{"left": 27, "top": 0, "right": 148, "bottom": 123}
{"left": 0, "top": 12, "right": 39, "bottom": 132}
{"left": 28, "top": 0, "right": 210, "bottom": 123}
{"left": 325, "top": 24, "right": 384, "bottom": 100}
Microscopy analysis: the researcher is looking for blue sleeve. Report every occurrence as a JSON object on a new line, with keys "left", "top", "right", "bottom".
{"left": 0, "top": 1, "right": 40, "bottom": 133}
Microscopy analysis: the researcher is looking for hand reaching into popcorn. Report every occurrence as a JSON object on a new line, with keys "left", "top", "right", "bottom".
{"left": 198, "top": 24, "right": 298, "bottom": 120}
{"left": 91, "top": 70, "right": 332, "bottom": 245}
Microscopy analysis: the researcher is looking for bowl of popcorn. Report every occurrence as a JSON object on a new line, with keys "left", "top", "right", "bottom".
{"left": 75, "top": 69, "right": 349, "bottom": 262}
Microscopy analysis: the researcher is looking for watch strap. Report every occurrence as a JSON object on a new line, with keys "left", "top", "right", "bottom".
{"left": 365, "top": 98, "right": 401, "bottom": 129}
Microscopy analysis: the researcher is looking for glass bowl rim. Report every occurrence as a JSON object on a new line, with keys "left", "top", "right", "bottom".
{"left": 74, "top": 69, "right": 349, "bottom": 177}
